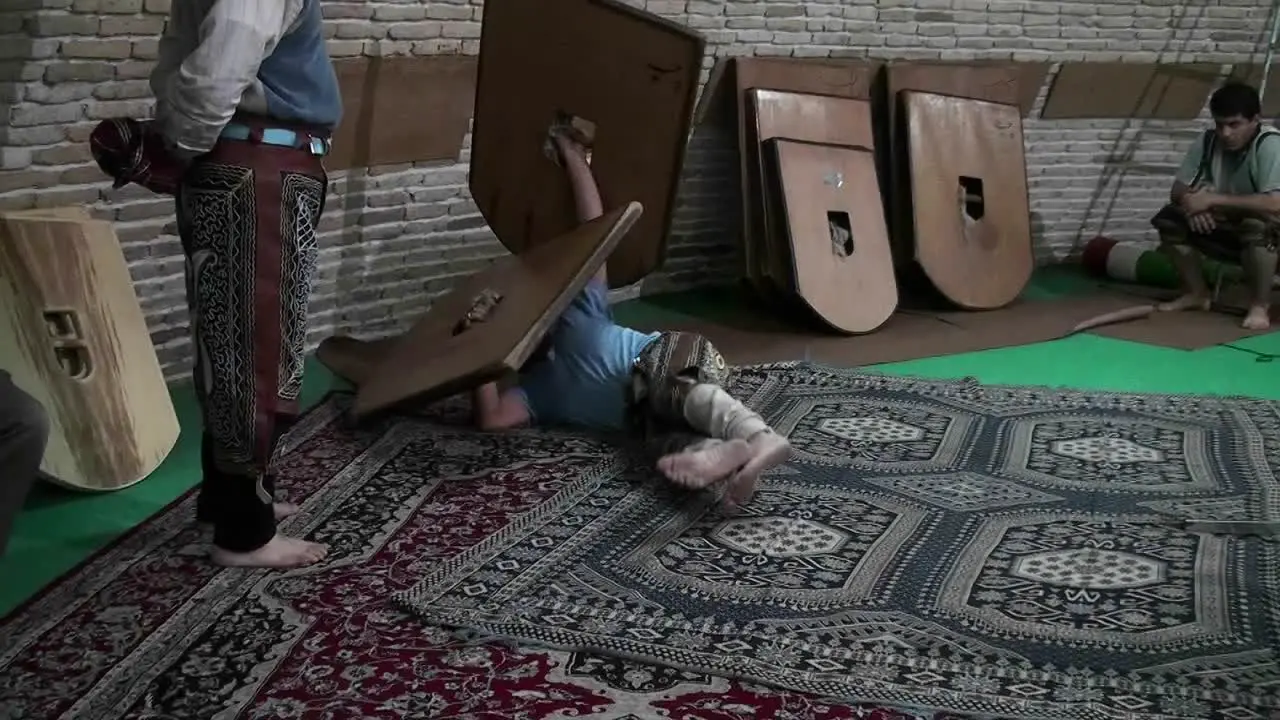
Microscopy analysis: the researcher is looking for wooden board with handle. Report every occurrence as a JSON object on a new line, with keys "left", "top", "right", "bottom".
{"left": 763, "top": 138, "right": 896, "bottom": 334}
{"left": 903, "top": 91, "right": 1033, "bottom": 310}
{"left": 0, "top": 207, "right": 179, "bottom": 491}
{"left": 733, "top": 58, "right": 881, "bottom": 297}
{"left": 319, "top": 202, "right": 644, "bottom": 419}
{"left": 885, "top": 62, "right": 1044, "bottom": 264}
{"left": 747, "top": 89, "right": 876, "bottom": 295}
{"left": 468, "top": 0, "right": 703, "bottom": 289}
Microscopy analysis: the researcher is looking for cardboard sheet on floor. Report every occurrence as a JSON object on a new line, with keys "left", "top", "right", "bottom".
{"left": 763, "top": 138, "right": 895, "bottom": 334}
{"left": 733, "top": 58, "right": 881, "bottom": 295}
{"left": 626, "top": 292, "right": 1143, "bottom": 367}
{"left": 322, "top": 202, "right": 643, "bottom": 419}
{"left": 328, "top": 56, "right": 478, "bottom": 171}
{"left": 1041, "top": 63, "right": 1220, "bottom": 120}
{"left": 1088, "top": 306, "right": 1277, "bottom": 349}
{"left": 903, "top": 91, "right": 1033, "bottom": 310}
{"left": 884, "top": 62, "right": 1043, "bottom": 260}
{"left": 747, "top": 90, "right": 875, "bottom": 296}
{"left": 468, "top": 0, "right": 703, "bottom": 288}
{"left": 0, "top": 208, "right": 178, "bottom": 491}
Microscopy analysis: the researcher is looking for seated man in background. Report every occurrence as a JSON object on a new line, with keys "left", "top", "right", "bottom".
{"left": 0, "top": 372, "right": 49, "bottom": 558}
{"left": 1152, "top": 81, "right": 1280, "bottom": 331}
{"left": 470, "top": 127, "right": 791, "bottom": 509}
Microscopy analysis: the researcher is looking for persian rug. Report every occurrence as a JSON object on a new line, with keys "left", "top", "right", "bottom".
{"left": 398, "top": 363, "right": 1280, "bottom": 720}
{"left": 0, "top": 386, "right": 958, "bottom": 720}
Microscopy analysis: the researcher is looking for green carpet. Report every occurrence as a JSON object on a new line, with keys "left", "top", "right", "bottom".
{"left": 2, "top": 269, "right": 1277, "bottom": 617}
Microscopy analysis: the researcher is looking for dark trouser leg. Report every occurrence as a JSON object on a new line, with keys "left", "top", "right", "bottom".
{"left": 0, "top": 371, "right": 49, "bottom": 558}
{"left": 1234, "top": 216, "right": 1279, "bottom": 313}
{"left": 178, "top": 141, "right": 326, "bottom": 553}
{"left": 1150, "top": 204, "right": 1209, "bottom": 299}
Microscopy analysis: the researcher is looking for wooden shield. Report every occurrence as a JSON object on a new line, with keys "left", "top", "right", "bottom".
{"left": 904, "top": 92, "right": 1032, "bottom": 310}
{"left": 885, "top": 62, "right": 1045, "bottom": 264}
{"left": 0, "top": 207, "right": 179, "bottom": 491}
{"left": 468, "top": 0, "right": 703, "bottom": 288}
{"left": 734, "top": 58, "right": 880, "bottom": 295}
{"left": 748, "top": 90, "right": 875, "bottom": 295}
{"left": 763, "top": 139, "right": 896, "bottom": 334}
{"left": 329, "top": 202, "right": 644, "bottom": 419}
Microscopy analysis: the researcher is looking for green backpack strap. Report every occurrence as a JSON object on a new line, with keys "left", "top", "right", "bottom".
{"left": 1191, "top": 128, "right": 1215, "bottom": 188}
{"left": 1250, "top": 127, "right": 1280, "bottom": 193}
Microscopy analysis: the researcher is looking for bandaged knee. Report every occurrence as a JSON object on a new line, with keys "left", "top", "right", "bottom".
{"left": 682, "top": 383, "right": 769, "bottom": 442}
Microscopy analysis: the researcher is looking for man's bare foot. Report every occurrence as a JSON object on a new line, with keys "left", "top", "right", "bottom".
{"left": 210, "top": 534, "right": 328, "bottom": 568}
{"left": 1157, "top": 293, "right": 1211, "bottom": 312}
{"left": 1243, "top": 304, "right": 1271, "bottom": 330}
{"left": 658, "top": 439, "right": 752, "bottom": 490}
{"left": 723, "top": 432, "right": 792, "bottom": 509}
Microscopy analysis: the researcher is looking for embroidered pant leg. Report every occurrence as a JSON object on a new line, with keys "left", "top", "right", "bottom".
{"left": 0, "top": 371, "right": 48, "bottom": 558}
{"left": 179, "top": 140, "right": 326, "bottom": 553}
{"left": 632, "top": 332, "right": 770, "bottom": 457}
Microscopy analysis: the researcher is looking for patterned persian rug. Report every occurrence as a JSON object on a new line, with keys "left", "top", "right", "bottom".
{"left": 397, "top": 363, "right": 1280, "bottom": 720}
{"left": 0, "top": 380, "right": 957, "bottom": 720}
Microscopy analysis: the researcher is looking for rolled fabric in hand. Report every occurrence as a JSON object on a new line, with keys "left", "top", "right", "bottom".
{"left": 89, "top": 118, "right": 185, "bottom": 196}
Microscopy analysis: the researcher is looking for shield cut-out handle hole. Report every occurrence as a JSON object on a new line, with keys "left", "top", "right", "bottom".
{"left": 828, "top": 211, "right": 854, "bottom": 257}
{"left": 959, "top": 176, "right": 984, "bottom": 221}
{"left": 548, "top": 112, "right": 596, "bottom": 165}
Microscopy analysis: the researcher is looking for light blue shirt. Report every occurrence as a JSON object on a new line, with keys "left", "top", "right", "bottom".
{"left": 517, "top": 280, "right": 659, "bottom": 432}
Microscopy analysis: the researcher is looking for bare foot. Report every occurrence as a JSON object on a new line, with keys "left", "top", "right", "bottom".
{"left": 723, "top": 432, "right": 792, "bottom": 509}
{"left": 1242, "top": 305, "right": 1271, "bottom": 331}
{"left": 657, "top": 439, "right": 752, "bottom": 489}
{"left": 1157, "top": 293, "right": 1211, "bottom": 312}
{"left": 210, "top": 534, "right": 328, "bottom": 568}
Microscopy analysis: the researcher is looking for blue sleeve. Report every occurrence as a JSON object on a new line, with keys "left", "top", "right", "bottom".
{"left": 517, "top": 362, "right": 563, "bottom": 424}
{"left": 565, "top": 279, "right": 611, "bottom": 321}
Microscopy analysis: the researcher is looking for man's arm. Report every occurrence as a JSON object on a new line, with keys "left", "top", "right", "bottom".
{"left": 472, "top": 381, "right": 531, "bottom": 431}
{"left": 1206, "top": 192, "right": 1280, "bottom": 214}
{"left": 154, "top": 0, "right": 297, "bottom": 161}
{"left": 555, "top": 134, "right": 608, "bottom": 286}
{"left": 1171, "top": 136, "right": 1205, "bottom": 206}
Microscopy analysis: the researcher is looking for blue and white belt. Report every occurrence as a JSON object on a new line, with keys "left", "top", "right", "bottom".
{"left": 221, "top": 123, "right": 330, "bottom": 157}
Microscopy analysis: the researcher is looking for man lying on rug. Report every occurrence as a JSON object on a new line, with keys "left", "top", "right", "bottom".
{"left": 0, "top": 371, "right": 49, "bottom": 558}
{"left": 469, "top": 127, "right": 791, "bottom": 509}
{"left": 1153, "top": 81, "right": 1280, "bottom": 331}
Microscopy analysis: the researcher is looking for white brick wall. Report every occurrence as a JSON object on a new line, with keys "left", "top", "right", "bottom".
{"left": 0, "top": 0, "right": 1275, "bottom": 380}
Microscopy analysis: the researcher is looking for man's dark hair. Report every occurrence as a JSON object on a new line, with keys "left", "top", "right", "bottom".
{"left": 1209, "top": 82, "right": 1262, "bottom": 119}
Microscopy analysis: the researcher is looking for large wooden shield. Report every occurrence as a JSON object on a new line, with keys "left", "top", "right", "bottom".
{"left": 764, "top": 139, "right": 896, "bottom": 334}
{"left": 885, "top": 62, "right": 1046, "bottom": 264}
{"left": 323, "top": 202, "right": 644, "bottom": 419}
{"left": 733, "top": 58, "right": 880, "bottom": 295}
{"left": 747, "top": 90, "right": 875, "bottom": 295}
{"left": 468, "top": 0, "right": 703, "bottom": 288}
{"left": 0, "top": 207, "right": 179, "bottom": 491}
{"left": 903, "top": 92, "right": 1032, "bottom": 310}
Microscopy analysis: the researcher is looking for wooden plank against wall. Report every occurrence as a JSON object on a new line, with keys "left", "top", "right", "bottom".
{"left": 1226, "top": 64, "right": 1280, "bottom": 116}
{"left": 1041, "top": 62, "right": 1221, "bottom": 120}
{"left": 328, "top": 56, "right": 479, "bottom": 172}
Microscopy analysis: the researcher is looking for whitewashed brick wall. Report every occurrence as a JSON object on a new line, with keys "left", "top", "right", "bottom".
{"left": 0, "top": 0, "right": 1275, "bottom": 379}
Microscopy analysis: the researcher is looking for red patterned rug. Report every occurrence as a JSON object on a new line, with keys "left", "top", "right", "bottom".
{"left": 0, "top": 393, "right": 955, "bottom": 720}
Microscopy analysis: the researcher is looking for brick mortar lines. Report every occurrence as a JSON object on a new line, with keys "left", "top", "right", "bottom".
{"left": 0, "top": 0, "right": 1275, "bottom": 379}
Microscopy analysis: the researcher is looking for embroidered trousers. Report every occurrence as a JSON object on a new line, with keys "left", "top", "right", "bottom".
{"left": 177, "top": 134, "right": 327, "bottom": 553}
{"left": 629, "top": 331, "right": 771, "bottom": 457}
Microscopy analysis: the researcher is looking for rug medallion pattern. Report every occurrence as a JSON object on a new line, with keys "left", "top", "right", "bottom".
{"left": 0, "top": 387, "right": 948, "bottom": 720}
{"left": 398, "top": 364, "right": 1280, "bottom": 720}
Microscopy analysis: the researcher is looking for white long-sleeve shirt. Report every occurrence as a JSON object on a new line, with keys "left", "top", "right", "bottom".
{"left": 149, "top": 0, "right": 306, "bottom": 160}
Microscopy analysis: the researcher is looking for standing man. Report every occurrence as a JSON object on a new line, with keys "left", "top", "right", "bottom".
{"left": 150, "top": 0, "right": 342, "bottom": 567}
{"left": 0, "top": 372, "right": 49, "bottom": 558}
{"left": 1151, "top": 81, "right": 1280, "bottom": 331}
